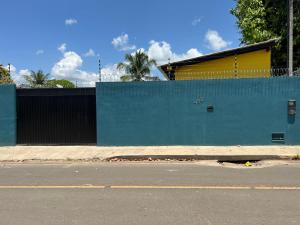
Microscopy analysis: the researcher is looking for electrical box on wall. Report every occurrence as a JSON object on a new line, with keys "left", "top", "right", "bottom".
{"left": 207, "top": 105, "right": 214, "bottom": 113}
{"left": 288, "top": 100, "right": 296, "bottom": 116}
{"left": 272, "top": 133, "right": 285, "bottom": 143}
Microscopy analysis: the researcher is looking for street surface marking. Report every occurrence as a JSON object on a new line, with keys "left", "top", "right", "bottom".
{"left": 0, "top": 185, "right": 299, "bottom": 190}
{"left": 0, "top": 186, "right": 106, "bottom": 189}
{"left": 110, "top": 186, "right": 300, "bottom": 190}
{"left": 111, "top": 186, "right": 253, "bottom": 189}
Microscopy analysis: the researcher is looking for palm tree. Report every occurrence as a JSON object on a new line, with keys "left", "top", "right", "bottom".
{"left": 117, "top": 50, "right": 159, "bottom": 81}
{"left": 24, "top": 70, "right": 49, "bottom": 87}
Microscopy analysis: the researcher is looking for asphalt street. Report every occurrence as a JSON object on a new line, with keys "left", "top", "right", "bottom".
{"left": 0, "top": 162, "right": 299, "bottom": 225}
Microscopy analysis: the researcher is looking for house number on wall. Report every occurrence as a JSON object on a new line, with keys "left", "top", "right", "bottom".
{"left": 193, "top": 97, "right": 204, "bottom": 105}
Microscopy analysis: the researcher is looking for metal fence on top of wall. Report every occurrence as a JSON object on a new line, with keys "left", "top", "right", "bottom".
{"left": 96, "top": 68, "right": 300, "bottom": 84}
{"left": 13, "top": 69, "right": 300, "bottom": 88}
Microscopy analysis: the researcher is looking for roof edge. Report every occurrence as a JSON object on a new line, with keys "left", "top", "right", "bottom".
{"left": 158, "top": 38, "right": 279, "bottom": 72}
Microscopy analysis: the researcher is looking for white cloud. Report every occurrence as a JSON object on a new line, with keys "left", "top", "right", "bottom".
{"left": 205, "top": 30, "right": 231, "bottom": 51}
{"left": 192, "top": 17, "right": 201, "bottom": 26}
{"left": 51, "top": 50, "right": 100, "bottom": 86}
{"left": 36, "top": 49, "right": 44, "bottom": 55}
{"left": 147, "top": 40, "right": 202, "bottom": 65}
{"left": 52, "top": 44, "right": 125, "bottom": 85}
{"left": 100, "top": 64, "right": 124, "bottom": 82}
{"left": 19, "top": 69, "right": 31, "bottom": 76}
{"left": 147, "top": 41, "right": 173, "bottom": 65}
{"left": 52, "top": 51, "right": 83, "bottom": 79}
{"left": 112, "top": 34, "right": 136, "bottom": 51}
{"left": 174, "top": 48, "right": 203, "bottom": 62}
{"left": 65, "top": 18, "right": 78, "bottom": 25}
{"left": 58, "top": 43, "right": 67, "bottom": 53}
{"left": 83, "top": 49, "right": 96, "bottom": 57}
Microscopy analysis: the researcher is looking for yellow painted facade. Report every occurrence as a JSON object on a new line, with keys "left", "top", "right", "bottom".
{"left": 174, "top": 49, "right": 271, "bottom": 80}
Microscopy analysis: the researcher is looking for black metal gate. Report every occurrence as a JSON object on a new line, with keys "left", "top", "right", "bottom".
{"left": 17, "top": 88, "right": 96, "bottom": 145}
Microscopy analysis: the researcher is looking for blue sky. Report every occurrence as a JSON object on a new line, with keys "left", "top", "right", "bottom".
{"left": 0, "top": 0, "right": 241, "bottom": 84}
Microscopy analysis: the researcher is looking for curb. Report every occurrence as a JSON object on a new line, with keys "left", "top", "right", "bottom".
{"left": 0, "top": 155, "right": 294, "bottom": 163}
{"left": 106, "top": 155, "right": 290, "bottom": 162}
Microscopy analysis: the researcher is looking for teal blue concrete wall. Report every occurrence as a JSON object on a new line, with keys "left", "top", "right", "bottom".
{"left": 96, "top": 77, "right": 300, "bottom": 146}
{"left": 0, "top": 85, "right": 16, "bottom": 146}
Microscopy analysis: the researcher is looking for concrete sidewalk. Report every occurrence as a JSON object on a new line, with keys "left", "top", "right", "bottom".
{"left": 0, "top": 146, "right": 299, "bottom": 162}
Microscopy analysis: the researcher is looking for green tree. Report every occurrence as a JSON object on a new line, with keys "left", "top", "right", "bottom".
{"left": 47, "top": 79, "right": 75, "bottom": 88}
{"left": 231, "top": 0, "right": 300, "bottom": 68}
{"left": 24, "top": 70, "right": 49, "bottom": 87}
{"left": 117, "top": 50, "right": 159, "bottom": 81}
{"left": 0, "top": 64, "right": 13, "bottom": 84}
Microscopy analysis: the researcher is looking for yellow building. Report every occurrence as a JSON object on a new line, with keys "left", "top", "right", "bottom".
{"left": 158, "top": 39, "right": 277, "bottom": 80}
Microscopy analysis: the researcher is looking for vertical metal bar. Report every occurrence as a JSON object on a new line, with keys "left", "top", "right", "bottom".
{"left": 99, "top": 59, "right": 102, "bottom": 82}
{"left": 288, "top": 0, "right": 294, "bottom": 76}
{"left": 234, "top": 54, "right": 238, "bottom": 78}
{"left": 8, "top": 63, "right": 11, "bottom": 76}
